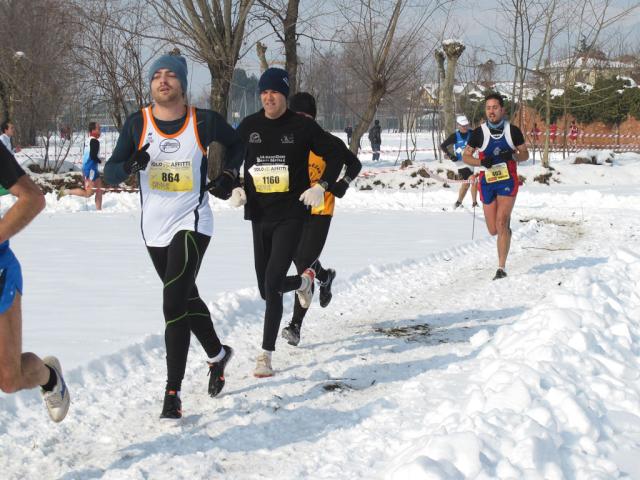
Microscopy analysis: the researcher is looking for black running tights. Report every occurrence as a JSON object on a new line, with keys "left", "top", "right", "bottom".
{"left": 252, "top": 218, "right": 304, "bottom": 351}
{"left": 147, "top": 230, "right": 222, "bottom": 392}
{"left": 291, "top": 215, "right": 332, "bottom": 327}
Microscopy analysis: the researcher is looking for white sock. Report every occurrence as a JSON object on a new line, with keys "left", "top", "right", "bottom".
{"left": 298, "top": 275, "right": 310, "bottom": 291}
{"left": 208, "top": 346, "right": 226, "bottom": 363}
{"left": 261, "top": 350, "right": 272, "bottom": 359}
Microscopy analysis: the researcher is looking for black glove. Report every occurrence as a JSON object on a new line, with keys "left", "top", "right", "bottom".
{"left": 480, "top": 156, "right": 493, "bottom": 169}
{"left": 448, "top": 152, "right": 457, "bottom": 161}
{"left": 124, "top": 143, "right": 150, "bottom": 174}
{"left": 207, "top": 170, "right": 235, "bottom": 200}
{"left": 330, "top": 178, "right": 350, "bottom": 198}
{"left": 498, "top": 150, "right": 514, "bottom": 162}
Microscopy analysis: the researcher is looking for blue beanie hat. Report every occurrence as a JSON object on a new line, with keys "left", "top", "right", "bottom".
{"left": 258, "top": 67, "right": 290, "bottom": 98}
{"left": 148, "top": 54, "right": 188, "bottom": 94}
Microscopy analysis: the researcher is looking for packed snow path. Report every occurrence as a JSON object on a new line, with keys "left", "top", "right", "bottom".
{"left": 0, "top": 193, "right": 639, "bottom": 479}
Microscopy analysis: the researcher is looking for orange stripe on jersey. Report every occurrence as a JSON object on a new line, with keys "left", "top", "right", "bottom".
{"left": 192, "top": 107, "right": 205, "bottom": 154}
{"left": 148, "top": 105, "right": 191, "bottom": 139}
{"left": 138, "top": 106, "right": 150, "bottom": 150}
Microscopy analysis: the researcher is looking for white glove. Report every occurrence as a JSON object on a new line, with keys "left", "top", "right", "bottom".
{"left": 229, "top": 187, "right": 246, "bottom": 207}
{"left": 299, "top": 183, "right": 325, "bottom": 207}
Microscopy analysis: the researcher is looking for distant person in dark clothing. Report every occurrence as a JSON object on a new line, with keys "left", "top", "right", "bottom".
{"left": 368, "top": 119, "right": 382, "bottom": 161}
{"left": 344, "top": 125, "right": 353, "bottom": 146}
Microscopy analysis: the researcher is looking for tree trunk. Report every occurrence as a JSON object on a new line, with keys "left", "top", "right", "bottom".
{"left": 257, "top": 42, "right": 269, "bottom": 73}
{"left": 442, "top": 41, "right": 465, "bottom": 134}
{"left": 283, "top": 0, "right": 300, "bottom": 95}
{"left": 209, "top": 60, "right": 234, "bottom": 119}
{"left": 351, "top": 85, "right": 385, "bottom": 155}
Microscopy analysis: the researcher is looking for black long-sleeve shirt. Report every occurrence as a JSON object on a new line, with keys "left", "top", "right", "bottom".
{"left": 89, "top": 138, "right": 100, "bottom": 163}
{"left": 335, "top": 135, "right": 362, "bottom": 180}
{"left": 104, "top": 107, "right": 244, "bottom": 185}
{"left": 440, "top": 132, "right": 458, "bottom": 160}
{"left": 238, "top": 109, "right": 345, "bottom": 222}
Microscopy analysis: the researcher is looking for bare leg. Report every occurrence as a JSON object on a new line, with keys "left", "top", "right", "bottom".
{"left": 457, "top": 183, "right": 470, "bottom": 204}
{"left": 495, "top": 195, "right": 516, "bottom": 269}
{"left": 94, "top": 178, "right": 103, "bottom": 210}
{"left": 0, "top": 294, "right": 49, "bottom": 393}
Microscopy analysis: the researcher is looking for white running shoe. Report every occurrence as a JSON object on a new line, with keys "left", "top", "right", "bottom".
{"left": 296, "top": 268, "right": 316, "bottom": 309}
{"left": 41, "top": 356, "right": 70, "bottom": 423}
{"left": 254, "top": 352, "right": 274, "bottom": 378}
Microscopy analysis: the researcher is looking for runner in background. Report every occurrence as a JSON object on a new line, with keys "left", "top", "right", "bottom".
{"left": 281, "top": 92, "right": 362, "bottom": 347}
{"left": 462, "top": 93, "right": 529, "bottom": 280}
{"left": 440, "top": 115, "right": 478, "bottom": 209}
{"left": 59, "top": 122, "right": 104, "bottom": 210}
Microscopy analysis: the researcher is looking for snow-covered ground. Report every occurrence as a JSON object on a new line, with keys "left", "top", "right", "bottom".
{"left": 1, "top": 137, "right": 640, "bottom": 479}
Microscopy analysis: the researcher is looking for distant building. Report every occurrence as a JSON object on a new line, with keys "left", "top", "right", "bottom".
{"left": 537, "top": 51, "right": 635, "bottom": 85}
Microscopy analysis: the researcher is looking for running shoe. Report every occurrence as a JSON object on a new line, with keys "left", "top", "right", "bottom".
{"left": 41, "top": 356, "right": 70, "bottom": 423}
{"left": 454, "top": 200, "right": 462, "bottom": 209}
{"left": 296, "top": 268, "right": 316, "bottom": 309}
{"left": 319, "top": 268, "right": 336, "bottom": 308}
{"left": 207, "top": 345, "right": 234, "bottom": 397}
{"left": 493, "top": 268, "right": 507, "bottom": 280}
{"left": 160, "top": 390, "right": 182, "bottom": 419}
{"left": 281, "top": 323, "right": 301, "bottom": 346}
{"left": 254, "top": 352, "right": 274, "bottom": 378}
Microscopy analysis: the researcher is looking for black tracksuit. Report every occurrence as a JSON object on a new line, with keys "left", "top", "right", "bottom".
{"left": 238, "top": 109, "right": 345, "bottom": 351}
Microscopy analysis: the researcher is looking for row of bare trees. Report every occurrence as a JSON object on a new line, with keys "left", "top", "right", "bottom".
{"left": 1, "top": 0, "right": 638, "bottom": 171}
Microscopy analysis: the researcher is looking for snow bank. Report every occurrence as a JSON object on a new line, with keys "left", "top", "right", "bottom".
{"left": 386, "top": 248, "right": 640, "bottom": 479}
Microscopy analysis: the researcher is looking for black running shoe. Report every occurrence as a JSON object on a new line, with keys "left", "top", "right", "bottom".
{"left": 207, "top": 345, "right": 233, "bottom": 397}
{"left": 160, "top": 390, "right": 182, "bottom": 419}
{"left": 319, "top": 269, "right": 336, "bottom": 308}
{"left": 493, "top": 268, "right": 507, "bottom": 280}
{"left": 281, "top": 323, "right": 301, "bottom": 346}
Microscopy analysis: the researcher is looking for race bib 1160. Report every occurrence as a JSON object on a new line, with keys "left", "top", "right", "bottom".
{"left": 249, "top": 164, "right": 290, "bottom": 193}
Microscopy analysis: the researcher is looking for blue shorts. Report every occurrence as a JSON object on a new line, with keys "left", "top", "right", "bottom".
{"left": 479, "top": 162, "right": 519, "bottom": 204}
{"left": 0, "top": 248, "right": 23, "bottom": 314}
{"left": 82, "top": 162, "right": 100, "bottom": 181}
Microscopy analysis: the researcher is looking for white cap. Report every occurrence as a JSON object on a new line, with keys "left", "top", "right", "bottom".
{"left": 456, "top": 115, "right": 470, "bottom": 126}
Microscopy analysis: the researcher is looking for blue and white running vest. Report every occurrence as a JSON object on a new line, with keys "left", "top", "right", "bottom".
{"left": 454, "top": 130, "right": 470, "bottom": 161}
{"left": 137, "top": 106, "right": 213, "bottom": 247}
{"left": 478, "top": 121, "right": 516, "bottom": 163}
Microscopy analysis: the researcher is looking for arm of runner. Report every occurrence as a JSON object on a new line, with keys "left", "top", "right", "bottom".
{"left": 440, "top": 133, "right": 457, "bottom": 160}
{"left": 462, "top": 127, "right": 482, "bottom": 167}
{"left": 511, "top": 125, "right": 529, "bottom": 161}
{"left": 330, "top": 141, "right": 362, "bottom": 198}
{"left": 0, "top": 147, "right": 44, "bottom": 243}
{"left": 104, "top": 115, "right": 138, "bottom": 185}
{"left": 202, "top": 110, "right": 246, "bottom": 175}
{"left": 89, "top": 138, "right": 101, "bottom": 163}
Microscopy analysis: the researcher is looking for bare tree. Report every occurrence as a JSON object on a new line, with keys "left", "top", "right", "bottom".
{"left": 441, "top": 39, "right": 465, "bottom": 134}
{"left": 72, "top": 0, "right": 161, "bottom": 129}
{"left": 339, "top": 0, "right": 447, "bottom": 153}
{"left": 0, "top": 0, "right": 79, "bottom": 148}
{"left": 147, "top": 0, "right": 255, "bottom": 119}
{"left": 255, "top": 0, "right": 301, "bottom": 94}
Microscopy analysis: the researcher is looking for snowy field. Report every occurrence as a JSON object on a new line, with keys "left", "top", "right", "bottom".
{"left": 1, "top": 136, "right": 640, "bottom": 479}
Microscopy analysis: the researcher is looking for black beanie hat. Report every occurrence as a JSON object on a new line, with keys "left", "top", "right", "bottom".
{"left": 258, "top": 67, "right": 290, "bottom": 97}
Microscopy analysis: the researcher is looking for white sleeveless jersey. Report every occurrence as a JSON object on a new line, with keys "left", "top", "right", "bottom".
{"left": 137, "top": 106, "right": 213, "bottom": 247}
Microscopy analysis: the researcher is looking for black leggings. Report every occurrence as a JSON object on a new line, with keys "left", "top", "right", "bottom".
{"left": 292, "top": 215, "right": 332, "bottom": 327}
{"left": 147, "top": 230, "right": 222, "bottom": 392}
{"left": 252, "top": 218, "right": 304, "bottom": 351}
